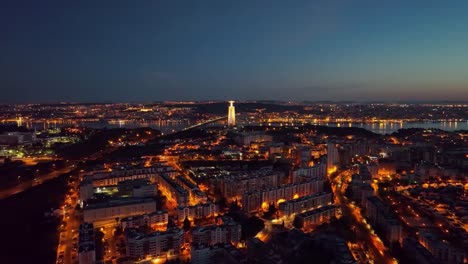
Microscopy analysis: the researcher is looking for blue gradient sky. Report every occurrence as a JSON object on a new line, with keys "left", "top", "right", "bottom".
{"left": 1, "top": 0, "right": 468, "bottom": 102}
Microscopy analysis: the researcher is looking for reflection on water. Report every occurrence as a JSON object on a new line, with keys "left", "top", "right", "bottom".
{"left": 323, "top": 121, "right": 466, "bottom": 134}
{"left": 254, "top": 121, "right": 468, "bottom": 134}
{"left": 2, "top": 120, "right": 467, "bottom": 135}
{"left": 8, "top": 120, "right": 191, "bottom": 134}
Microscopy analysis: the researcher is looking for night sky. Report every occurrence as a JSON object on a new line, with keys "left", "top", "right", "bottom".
{"left": 2, "top": 0, "right": 468, "bottom": 103}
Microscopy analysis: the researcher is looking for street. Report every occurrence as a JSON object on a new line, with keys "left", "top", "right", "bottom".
{"left": 330, "top": 169, "right": 396, "bottom": 264}
{"left": 56, "top": 179, "right": 80, "bottom": 264}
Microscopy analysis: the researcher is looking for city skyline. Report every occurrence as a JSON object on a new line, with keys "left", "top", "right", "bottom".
{"left": 2, "top": 1, "right": 468, "bottom": 103}
{"left": 1, "top": 2, "right": 468, "bottom": 263}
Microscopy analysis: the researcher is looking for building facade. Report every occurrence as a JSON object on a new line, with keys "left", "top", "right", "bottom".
{"left": 120, "top": 211, "right": 168, "bottom": 230}
{"left": 295, "top": 205, "right": 337, "bottom": 228}
{"left": 191, "top": 222, "right": 242, "bottom": 246}
{"left": 126, "top": 227, "right": 184, "bottom": 259}
{"left": 83, "top": 198, "right": 157, "bottom": 224}
{"left": 176, "top": 202, "right": 219, "bottom": 222}
{"left": 242, "top": 178, "right": 324, "bottom": 213}
{"left": 278, "top": 192, "right": 333, "bottom": 216}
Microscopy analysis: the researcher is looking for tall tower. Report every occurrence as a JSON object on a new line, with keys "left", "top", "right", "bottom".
{"left": 228, "top": 101, "right": 236, "bottom": 127}
{"left": 17, "top": 116, "right": 23, "bottom": 127}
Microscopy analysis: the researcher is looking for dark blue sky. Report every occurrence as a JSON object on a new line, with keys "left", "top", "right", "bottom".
{"left": 1, "top": 0, "right": 468, "bottom": 103}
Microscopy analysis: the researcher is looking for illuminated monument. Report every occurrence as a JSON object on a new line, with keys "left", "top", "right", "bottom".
{"left": 228, "top": 101, "right": 236, "bottom": 127}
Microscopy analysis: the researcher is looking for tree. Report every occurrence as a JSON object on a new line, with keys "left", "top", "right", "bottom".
{"left": 167, "top": 217, "right": 176, "bottom": 229}
{"left": 345, "top": 186, "right": 354, "bottom": 199}
{"left": 183, "top": 217, "right": 191, "bottom": 232}
{"left": 217, "top": 196, "right": 228, "bottom": 210}
{"left": 292, "top": 216, "right": 303, "bottom": 229}
{"left": 228, "top": 199, "right": 241, "bottom": 213}
{"left": 242, "top": 216, "right": 265, "bottom": 239}
{"left": 263, "top": 203, "right": 278, "bottom": 219}
{"left": 114, "top": 226, "right": 123, "bottom": 236}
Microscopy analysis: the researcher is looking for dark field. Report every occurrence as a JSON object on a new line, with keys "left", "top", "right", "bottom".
{"left": 0, "top": 174, "right": 68, "bottom": 264}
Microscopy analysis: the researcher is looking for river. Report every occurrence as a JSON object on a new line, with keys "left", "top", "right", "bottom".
{"left": 7, "top": 120, "right": 468, "bottom": 135}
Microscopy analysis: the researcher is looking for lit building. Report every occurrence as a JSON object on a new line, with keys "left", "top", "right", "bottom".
{"left": 125, "top": 227, "right": 184, "bottom": 259}
{"left": 290, "top": 162, "right": 327, "bottom": 183}
{"left": 80, "top": 179, "right": 94, "bottom": 202}
{"left": 294, "top": 145, "right": 312, "bottom": 167}
{"left": 418, "top": 231, "right": 466, "bottom": 264}
{"left": 402, "top": 238, "right": 439, "bottom": 264}
{"left": 80, "top": 179, "right": 156, "bottom": 202}
{"left": 0, "top": 132, "right": 36, "bottom": 146}
{"left": 294, "top": 205, "right": 337, "bottom": 228}
{"left": 176, "top": 202, "right": 219, "bottom": 222}
{"left": 241, "top": 178, "right": 323, "bottom": 213}
{"left": 278, "top": 192, "right": 333, "bottom": 216}
{"left": 120, "top": 211, "right": 169, "bottom": 230}
{"left": 81, "top": 167, "right": 157, "bottom": 187}
{"left": 233, "top": 131, "right": 273, "bottom": 146}
{"left": 228, "top": 101, "right": 236, "bottom": 127}
{"left": 191, "top": 221, "right": 242, "bottom": 246}
{"left": 117, "top": 179, "right": 156, "bottom": 198}
{"left": 83, "top": 197, "right": 156, "bottom": 225}
{"left": 174, "top": 176, "right": 208, "bottom": 204}
{"left": 211, "top": 169, "right": 282, "bottom": 200}
{"left": 156, "top": 174, "right": 189, "bottom": 206}
{"left": 364, "top": 196, "right": 402, "bottom": 244}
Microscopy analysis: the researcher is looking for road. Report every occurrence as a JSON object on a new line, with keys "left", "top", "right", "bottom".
{"left": 57, "top": 179, "right": 80, "bottom": 264}
{"left": 0, "top": 161, "right": 77, "bottom": 200}
{"left": 330, "top": 169, "right": 396, "bottom": 264}
{"left": 56, "top": 146, "right": 122, "bottom": 264}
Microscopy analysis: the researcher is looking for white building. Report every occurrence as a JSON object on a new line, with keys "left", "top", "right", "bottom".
{"left": 81, "top": 167, "right": 157, "bottom": 187}
{"left": 191, "top": 222, "right": 242, "bottom": 246}
{"left": 242, "top": 178, "right": 324, "bottom": 213}
{"left": 176, "top": 202, "right": 218, "bottom": 222}
{"left": 126, "top": 227, "right": 184, "bottom": 259}
{"left": 117, "top": 179, "right": 156, "bottom": 198}
{"left": 0, "top": 132, "right": 36, "bottom": 146}
{"left": 295, "top": 205, "right": 337, "bottom": 228}
{"left": 121, "top": 211, "right": 168, "bottom": 230}
{"left": 419, "top": 231, "right": 466, "bottom": 264}
{"left": 365, "top": 196, "right": 402, "bottom": 244}
{"left": 156, "top": 174, "right": 189, "bottom": 206}
{"left": 290, "top": 162, "right": 327, "bottom": 183}
{"left": 278, "top": 192, "right": 333, "bottom": 216}
{"left": 83, "top": 198, "right": 156, "bottom": 225}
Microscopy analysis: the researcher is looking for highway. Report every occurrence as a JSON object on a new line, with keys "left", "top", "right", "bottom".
{"left": 330, "top": 169, "right": 396, "bottom": 264}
